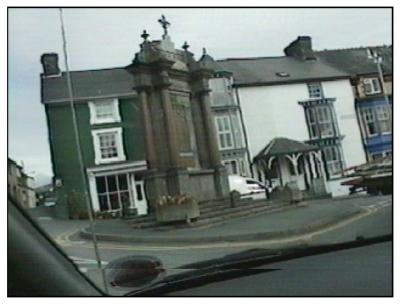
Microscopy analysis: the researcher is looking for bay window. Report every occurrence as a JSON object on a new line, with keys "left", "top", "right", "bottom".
{"left": 215, "top": 115, "right": 234, "bottom": 150}
{"left": 323, "top": 146, "right": 343, "bottom": 176}
{"left": 210, "top": 78, "right": 234, "bottom": 106}
{"left": 360, "top": 105, "right": 391, "bottom": 137}
{"left": 376, "top": 105, "right": 391, "bottom": 133}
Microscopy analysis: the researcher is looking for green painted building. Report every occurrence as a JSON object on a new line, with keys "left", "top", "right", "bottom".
{"left": 40, "top": 19, "right": 229, "bottom": 219}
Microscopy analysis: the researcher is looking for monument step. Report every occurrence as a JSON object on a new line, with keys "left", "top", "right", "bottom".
{"left": 199, "top": 199, "right": 271, "bottom": 216}
{"left": 127, "top": 200, "right": 285, "bottom": 230}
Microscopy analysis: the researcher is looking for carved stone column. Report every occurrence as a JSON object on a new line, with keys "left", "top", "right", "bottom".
{"left": 157, "top": 70, "right": 180, "bottom": 169}
{"left": 200, "top": 92, "right": 223, "bottom": 167}
{"left": 191, "top": 69, "right": 229, "bottom": 198}
{"left": 191, "top": 70, "right": 221, "bottom": 167}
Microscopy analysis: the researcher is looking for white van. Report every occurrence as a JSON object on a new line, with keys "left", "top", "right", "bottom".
{"left": 228, "top": 175, "right": 268, "bottom": 200}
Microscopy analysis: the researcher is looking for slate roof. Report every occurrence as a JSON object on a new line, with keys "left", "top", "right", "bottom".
{"left": 254, "top": 137, "right": 319, "bottom": 161}
{"left": 316, "top": 46, "right": 392, "bottom": 76}
{"left": 217, "top": 56, "right": 350, "bottom": 87}
{"left": 41, "top": 67, "right": 135, "bottom": 103}
{"left": 41, "top": 45, "right": 392, "bottom": 103}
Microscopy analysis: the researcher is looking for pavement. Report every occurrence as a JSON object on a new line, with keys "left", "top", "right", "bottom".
{"left": 76, "top": 194, "right": 391, "bottom": 245}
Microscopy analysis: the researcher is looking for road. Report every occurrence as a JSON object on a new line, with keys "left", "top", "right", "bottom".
{"left": 33, "top": 194, "right": 392, "bottom": 295}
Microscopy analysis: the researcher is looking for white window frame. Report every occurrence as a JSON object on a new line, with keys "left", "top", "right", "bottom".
{"left": 89, "top": 98, "right": 121, "bottom": 125}
{"left": 92, "top": 127, "right": 126, "bottom": 165}
{"left": 215, "top": 115, "right": 234, "bottom": 150}
{"left": 306, "top": 105, "right": 335, "bottom": 139}
{"left": 317, "top": 106, "right": 334, "bottom": 138}
{"left": 306, "top": 107, "right": 319, "bottom": 139}
{"left": 307, "top": 83, "right": 323, "bottom": 99}
{"left": 363, "top": 78, "right": 381, "bottom": 95}
{"left": 361, "top": 107, "right": 378, "bottom": 137}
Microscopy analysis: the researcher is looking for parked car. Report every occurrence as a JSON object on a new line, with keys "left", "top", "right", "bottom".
{"left": 228, "top": 175, "right": 269, "bottom": 199}
{"left": 43, "top": 197, "right": 56, "bottom": 207}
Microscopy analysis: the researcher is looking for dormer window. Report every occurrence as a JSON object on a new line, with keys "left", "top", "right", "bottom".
{"left": 276, "top": 72, "right": 290, "bottom": 78}
{"left": 89, "top": 99, "right": 121, "bottom": 125}
{"left": 363, "top": 78, "right": 381, "bottom": 95}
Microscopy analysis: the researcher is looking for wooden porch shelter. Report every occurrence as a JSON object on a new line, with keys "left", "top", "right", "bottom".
{"left": 253, "top": 137, "right": 328, "bottom": 192}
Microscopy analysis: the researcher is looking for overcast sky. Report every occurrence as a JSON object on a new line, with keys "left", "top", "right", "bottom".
{"left": 8, "top": 8, "right": 392, "bottom": 186}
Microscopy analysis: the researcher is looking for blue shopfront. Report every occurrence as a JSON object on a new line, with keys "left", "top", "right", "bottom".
{"left": 356, "top": 97, "right": 392, "bottom": 161}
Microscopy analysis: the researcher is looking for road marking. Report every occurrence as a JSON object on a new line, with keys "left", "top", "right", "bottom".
{"left": 69, "top": 256, "right": 109, "bottom": 265}
{"left": 360, "top": 199, "right": 392, "bottom": 211}
{"left": 37, "top": 217, "right": 53, "bottom": 221}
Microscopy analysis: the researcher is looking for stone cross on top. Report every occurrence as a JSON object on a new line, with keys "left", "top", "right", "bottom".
{"left": 158, "top": 14, "right": 171, "bottom": 37}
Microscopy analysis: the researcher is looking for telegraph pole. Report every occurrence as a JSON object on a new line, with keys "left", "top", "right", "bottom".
{"left": 59, "top": 9, "right": 109, "bottom": 293}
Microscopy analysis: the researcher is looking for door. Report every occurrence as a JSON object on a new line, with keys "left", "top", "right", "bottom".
{"left": 130, "top": 174, "right": 148, "bottom": 215}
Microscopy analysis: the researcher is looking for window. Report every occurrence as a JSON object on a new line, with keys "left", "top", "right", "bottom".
{"left": 360, "top": 106, "right": 391, "bottom": 137}
{"left": 305, "top": 105, "right": 335, "bottom": 139}
{"left": 363, "top": 78, "right": 381, "bottom": 95}
{"left": 89, "top": 99, "right": 121, "bottom": 125}
{"left": 307, "top": 83, "right": 323, "bottom": 99}
{"left": 96, "top": 174, "right": 131, "bottom": 212}
{"left": 306, "top": 107, "right": 318, "bottom": 138}
{"left": 375, "top": 105, "right": 391, "bottom": 133}
{"left": 223, "top": 159, "right": 239, "bottom": 175}
{"left": 230, "top": 113, "right": 244, "bottom": 148}
{"left": 276, "top": 72, "right": 290, "bottom": 77}
{"left": 361, "top": 108, "right": 377, "bottom": 136}
{"left": 323, "top": 146, "right": 343, "bottom": 175}
{"left": 317, "top": 107, "right": 334, "bottom": 137}
{"left": 92, "top": 128, "right": 125, "bottom": 164}
{"left": 215, "top": 116, "right": 234, "bottom": 149}
{"left": 210, "top": 78, "right": 234, "bottom": 106}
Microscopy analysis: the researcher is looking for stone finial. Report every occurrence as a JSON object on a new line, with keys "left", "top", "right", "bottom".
{"left": 158, "top": 14, "right": 171, "bottom": 37}
{"left": 141, "top": 30, "right": 149, "bottom": 42}
{"left": 182, "top": 41, "right": 190, "bottom": 51}
{"left": 202, "top": 48, "right": 207, "bottom": 55}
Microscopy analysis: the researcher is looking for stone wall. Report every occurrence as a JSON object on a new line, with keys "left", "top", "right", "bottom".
{"left": 188, "top": 170, "right": 218, "bottom": 202}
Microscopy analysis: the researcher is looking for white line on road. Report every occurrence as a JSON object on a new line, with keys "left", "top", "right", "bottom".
{"left": 37, "top": 217, "right": 53, "bottom": 221}
{"left": 361, "top": 199, "right": 392, "bottom": 210}
{"left": 69, "top": 256, "right": 108, "bottom": 265}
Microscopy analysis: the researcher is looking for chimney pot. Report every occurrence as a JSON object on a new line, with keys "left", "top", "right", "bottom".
{"left": 40, "top": 53, "right": 60, "bottom": 76}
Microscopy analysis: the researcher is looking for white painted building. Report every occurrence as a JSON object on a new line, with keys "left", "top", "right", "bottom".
{"left": 215, "top": 37, "right": 367, "bottom": 197}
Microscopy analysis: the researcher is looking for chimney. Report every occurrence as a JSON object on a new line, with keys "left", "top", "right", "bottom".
{"left": 284, "top": 36, "right": 316, "bottom": 60}
{"left": 40, "top": 53, "right": 60, "bottom": 76}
